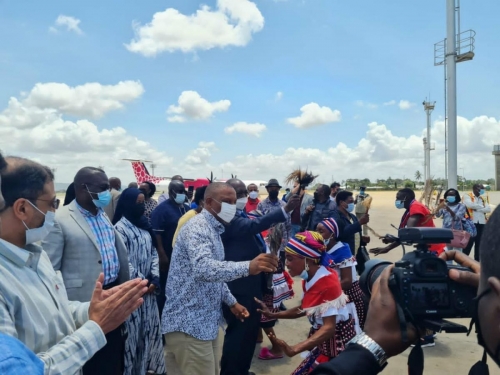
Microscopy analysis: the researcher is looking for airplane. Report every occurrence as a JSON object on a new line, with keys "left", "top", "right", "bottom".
{"left": 124, "top": 159, "right": 269, "bottom": 193}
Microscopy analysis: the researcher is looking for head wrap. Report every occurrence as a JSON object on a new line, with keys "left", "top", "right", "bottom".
{"left": 320, "top": 218, "right": 339, "bottom": 238}
{"left": 285, "top": 231, "right": 334, "bottom": 267}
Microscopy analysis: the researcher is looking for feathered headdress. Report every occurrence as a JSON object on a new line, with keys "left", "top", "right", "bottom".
{"left": 284, "top": 168, "right": 318, "bottom": 195}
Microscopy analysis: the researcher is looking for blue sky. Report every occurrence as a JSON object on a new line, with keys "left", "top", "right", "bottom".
{"left": 1, "top": 0, "right": 499, "bottom": 184}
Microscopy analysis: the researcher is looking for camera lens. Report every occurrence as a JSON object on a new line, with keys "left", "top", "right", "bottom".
{"left": 359, "top": 259, "right": 393, "bottom": 297}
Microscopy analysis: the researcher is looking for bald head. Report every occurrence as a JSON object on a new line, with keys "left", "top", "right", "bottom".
{"left": 226, "top": 178, "right": 247, "bottom": 199}
{"left": 73, "top": 167, "right": 109, "bottom": 211}
{"left": 109, "top": 177, "right": 121, "bottom": 191}
{"left": 172, "top": 175, "right": 184, "bottom": 182}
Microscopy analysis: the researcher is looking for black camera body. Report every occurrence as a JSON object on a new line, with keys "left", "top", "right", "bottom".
{"left": 360, "top": 228, "right": 477, "bottom": 330}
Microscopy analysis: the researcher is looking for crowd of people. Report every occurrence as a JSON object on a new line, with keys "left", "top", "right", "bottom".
{"left": 0, "top": 151, "right": 497, "bottom": 375}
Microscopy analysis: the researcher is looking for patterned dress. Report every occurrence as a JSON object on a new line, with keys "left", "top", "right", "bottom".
{"left": 115, "top": 218, "right": 166, "bottom": 375}
{"left": 327, "top": 242, "right": 366, "bottom": 330}
{"left": 144, "top": 199, "right": 158, "bottom": 224}
{"left": 292, "top": 266, "right": 356, "bottom": 375}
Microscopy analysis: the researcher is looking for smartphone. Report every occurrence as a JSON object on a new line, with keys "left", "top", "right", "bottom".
{"left": 188, "top": 186, "right": 194, "bottom": 192}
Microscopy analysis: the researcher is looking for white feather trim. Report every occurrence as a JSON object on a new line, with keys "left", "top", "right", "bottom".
{"left": 300, "top": 292, "right": 349, "bottom": 317}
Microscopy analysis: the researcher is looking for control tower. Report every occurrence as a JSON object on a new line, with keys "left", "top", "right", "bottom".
{"left": 493, "top": 145, "right": 500, "bottom": 190}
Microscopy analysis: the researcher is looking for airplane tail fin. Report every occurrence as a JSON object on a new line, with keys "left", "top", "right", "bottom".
{"left": 130, "top": 161, "right": 154, "bottom": 184}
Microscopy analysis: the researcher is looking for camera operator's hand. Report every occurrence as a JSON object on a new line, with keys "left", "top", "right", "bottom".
{"left": 364, "top": 265, "right": 419, "bottom": 357}
{"left": 380, "top": 235, "right": 395, "bottom": 244}
{"left": 439, "top": 250, "right": 480, "bottom": 288}
{"left": 370, "top": 246, "right": 391, "bottom": 256}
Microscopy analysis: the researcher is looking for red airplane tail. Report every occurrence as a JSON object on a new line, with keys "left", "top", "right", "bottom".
{"left": 128, "top": 160, "right": 167, "bottom": 184}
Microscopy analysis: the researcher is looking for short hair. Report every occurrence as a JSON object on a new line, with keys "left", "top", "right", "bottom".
{"left": 443, "top": 188, "right": 461, "bottom": 203}
{"left": 473, "top": 183, "right": 482, "bottom": 190}
{"left": 205, "top": 181, "right": 233, "bottom": 199}
{"left": 336, "top": 190, "right": 353, "bottom": 205}
{"left": 319, "top": 184, "right": 330, "bottom": 196}
{"left": 74, "top": 167, "right": 105, "bottom": 186}
{"left": 1, "top": 156, "right": 54, "bottom": 208}
{"left": 143, "top": 181, "right": 156, "bottom": 196}
{"left": 398, "top": 188, "right": 416, "bottom": 201}
{"left": 330, "top": 182, "right": 341, "bottom": 189}
{"left": 247, "top": 183, "right": 257, "bottom": 190}
{"left": 194, "top": 186, "right": 207, "bottom": 205}
{"left": 480, "top": 207, "right": 500, "bottom": 280}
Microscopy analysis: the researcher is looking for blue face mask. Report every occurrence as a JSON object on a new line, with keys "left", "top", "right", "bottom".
{"left": 395, "top": 200, "right": 405, "bottom": 209}
{"left": 479, "top": 189, "right": 485, "bottom": 196}
{"left": 446, "top": 196, "right": 456, "bottom": 203}
{"left": 347, "top": 203, "right": 355, "bottom": 212}
{"left": 87, "top": 186, "right": 112, "bottom": 208}
{"left": 174, "top": 193, "right": 186, "bottom": 205}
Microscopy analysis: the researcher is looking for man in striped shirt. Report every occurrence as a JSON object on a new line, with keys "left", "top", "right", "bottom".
{"left": 0, "top": 155, "right": 148, "bottom": 375}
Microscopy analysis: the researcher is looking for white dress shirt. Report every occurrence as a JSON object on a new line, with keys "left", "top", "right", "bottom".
{"left": 0, "top": 239, "right": 106, "bottom": 375}
{"left": 463, "top": 193, "right": 491, "bottom": 225}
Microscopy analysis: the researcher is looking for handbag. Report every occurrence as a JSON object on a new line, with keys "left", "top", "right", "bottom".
{"left": 356, "top": 245, "right": 370, "bottom": 275}
{"left": 450, "top": 220, "right": 471, "bottom": 249}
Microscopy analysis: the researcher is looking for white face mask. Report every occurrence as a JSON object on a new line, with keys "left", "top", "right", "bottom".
{"left": 236, "top": 197, "right": 248, "bottom": 211}
{"left": 213, "top": 200, "right": 237, "bottom": 224}
{"left": 249, "top": 191, "right": 259, "bottom": 200}
{"left": 23, "top": 201, "right": 55, "bottom": 245}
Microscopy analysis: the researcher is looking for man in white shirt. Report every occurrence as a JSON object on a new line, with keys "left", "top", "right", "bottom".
{"left": 463, "top": 183, "right": 491, "bottom": 261}
{"left": 0, "top": 155, "right": 148, "bottom": 375}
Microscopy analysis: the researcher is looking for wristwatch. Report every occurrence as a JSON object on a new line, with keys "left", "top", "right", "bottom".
{"left": 347, "top": 332, "right": 388, "bottom": 368}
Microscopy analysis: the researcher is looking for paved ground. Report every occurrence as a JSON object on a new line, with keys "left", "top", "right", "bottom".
{"left": 242, "top": 191, "right": 500, "bottom": 375}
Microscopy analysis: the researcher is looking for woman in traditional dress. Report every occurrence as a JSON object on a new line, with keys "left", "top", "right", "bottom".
{"left": 316, "top": 218, "right": 367, "bottom": 330}
{"left": 113, "top": 188, "right": 166, "bottom": 375}
{"left": 139, "top": 181, "right": 158, "bottom": 223}
{"left": 256, "top": 231, "right": 356, "bottom": 374}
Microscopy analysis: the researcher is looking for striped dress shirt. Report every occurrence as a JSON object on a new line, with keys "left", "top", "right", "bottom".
{"left": 76, "top": 203, "right": 120, "bottom": 285}
{"left": 0, "top": 239, "right": 106, "bottom": 375}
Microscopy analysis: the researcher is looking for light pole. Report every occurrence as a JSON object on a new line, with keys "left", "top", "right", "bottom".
{"left": 434, "top": 0, "right": 475, "bottom": 190}
{"left": 423, "top": 101, "right": 435, "bottom": 183}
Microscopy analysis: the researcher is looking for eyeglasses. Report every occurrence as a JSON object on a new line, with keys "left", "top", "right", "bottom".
{"left": 34, "top": 198, "right": 60, "bottom": 209}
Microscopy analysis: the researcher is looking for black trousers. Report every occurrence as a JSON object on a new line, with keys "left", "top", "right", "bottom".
{"left": 463, "top": 223, "right": 485, "bottom": 261}
{"left": 156, "top": 270, "right": 168, "bottom": 317}
{"left": 220, "top": 294, "right": 262, "bottom": 375}
{"left": 83, "top": 280, "right": 126, "bottom": 375}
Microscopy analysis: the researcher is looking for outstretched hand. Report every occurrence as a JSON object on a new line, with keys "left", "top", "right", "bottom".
{"left": 267, "top": 331, "right": 296, "bottom": 357}
{"left": 254, "top": 297, "right": 275, "bottom": 318}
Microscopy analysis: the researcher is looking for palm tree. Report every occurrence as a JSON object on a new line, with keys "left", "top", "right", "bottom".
{"left": 415, "top": 170, "right": 422, "bottom": 182}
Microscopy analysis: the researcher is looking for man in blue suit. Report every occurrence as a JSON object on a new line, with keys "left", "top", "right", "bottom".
{"left": 220, "top": 179, "right": 300, "bottom": 375}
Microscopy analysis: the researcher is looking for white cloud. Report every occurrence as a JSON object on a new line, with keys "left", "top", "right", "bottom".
{"left": 22, "top": 81, "right": 144, "bottom": 119}
{"left": 275, "top": 91, "right": 283, "bottom": 101}
{"left": 399, "top": 100, "right": 415, "bottom": 110}
{"left": 167, "top": 91, "right": 230, "bottom": 122}
{"left": 383, "top": 100, "right": 396, "bottom": 106}
{"left": 51, "top": 15, "right": 83, "bottom": 35}
{"left": 224, "top": 122, "right": 267, "bottom": 137}
{"left": 0, "top": 83, "right": 171, "bottom": 183}
{"left": 215, "top": 116, "right": 500, "bottom": 182}
{"left": 125, "top": 0, "right": 265, "bottom": 56}
{"left": 287, "top": 102, "right": 341, "bottom": 129}
{"left": 356, "top": 100, "right": 378, "bottom": 109}
{"left": 185, "top": 141, "right": 218, "bottom": 166}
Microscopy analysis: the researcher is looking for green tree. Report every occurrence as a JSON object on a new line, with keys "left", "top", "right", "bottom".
{"left": 415, "top": 170, "right": 422, "bottom": 182}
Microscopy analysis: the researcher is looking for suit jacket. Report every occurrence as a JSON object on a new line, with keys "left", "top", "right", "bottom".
{"left": 221, "top": 208, "right": 287, "bottom": 297}
{"left": 331, "top": 209, "right": 362, "bottom": 255}
{"left": 285, "top": 192, "right": 314, "bottom": 217}
{"left": 103, "top": 189, "right": 121, "bottom": 221}
{"left": 42, "top": 200, "right": 130, "bottom": 302}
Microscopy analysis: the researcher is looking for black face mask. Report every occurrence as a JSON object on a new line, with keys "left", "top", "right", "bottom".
{"left": 269, "top": 191, "right": 279, "bottom": 200}
{"left": 130, "top": 203, "right": 146, "bottom": 219}
{"left": 313, "top": 192, "right": 320, "bottom": 201}
{"left": 469, "top": 288, "right": 500, "bottom": 372}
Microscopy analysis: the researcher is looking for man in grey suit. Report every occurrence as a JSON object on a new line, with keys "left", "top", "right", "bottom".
{"left": 103, "top": 177, "right": 121, "bottom": 220}
{"left": 43, "top": 167, "right": 130, "bottom": 375}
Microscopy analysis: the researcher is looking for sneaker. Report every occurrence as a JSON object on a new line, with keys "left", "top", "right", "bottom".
{"left": 411, "top": 337, "right": 435, "bottom": 348}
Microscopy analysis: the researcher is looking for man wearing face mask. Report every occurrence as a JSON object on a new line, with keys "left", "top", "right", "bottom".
{"left": 246, "top": 183, "right": 261, "bottom": 213}
{"left": 332, "top": 190, "right": 369, "bottom": 256}
{"left": 220, "top": 179, "right": 300, "bottom": 375}
{"left": 43, "top": 167, "right": 131, "bottom": 374}
{"left": 302, "top": 184, "right": 337, "bottom": 231}
{"left": 463, "top": 184, "right": 491, "bottom": 261}
{"left": 162, "top": 182, "right": 279, "bottom": 375}
{"left": 1, "top": 158, "right": 148, "bottom": 375}
{"left": 151, "top": 180, "right": 191, "bottom": 316}
{"left": 312, "top": 208, "right": 500, "bottom": 375}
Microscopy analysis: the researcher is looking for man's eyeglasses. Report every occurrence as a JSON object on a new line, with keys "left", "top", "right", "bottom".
{"left": 33, "top": 198, "right": 60, "bottom": 209}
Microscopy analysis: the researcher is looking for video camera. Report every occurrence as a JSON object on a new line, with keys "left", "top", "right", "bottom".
{"left": 359, "top": 227, "right": 477, "bottom": 333}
